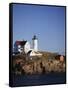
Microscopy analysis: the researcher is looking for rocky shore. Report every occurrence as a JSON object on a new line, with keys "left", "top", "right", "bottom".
{"left": 12, "top": 52, "right": 66, "bottom": 75}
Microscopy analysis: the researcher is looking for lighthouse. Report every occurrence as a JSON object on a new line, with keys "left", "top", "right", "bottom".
{"left": 32, "top": 35, "right": 38, "bottom": 51}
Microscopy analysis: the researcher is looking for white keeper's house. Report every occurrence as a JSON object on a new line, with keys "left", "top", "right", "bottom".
{"left": 14, "top": 35, "right": 42, "bottom": 56}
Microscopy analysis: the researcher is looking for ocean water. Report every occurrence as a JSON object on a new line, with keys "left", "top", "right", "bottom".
{"left": 12, "top": 72, "right": 66, "bottom": 87}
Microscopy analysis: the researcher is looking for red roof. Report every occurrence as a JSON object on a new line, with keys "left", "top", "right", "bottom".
{"left": 15, "top": 41, "right": 27, "bottom": 46}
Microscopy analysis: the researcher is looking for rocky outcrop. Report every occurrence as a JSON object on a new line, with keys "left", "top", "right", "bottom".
{"left": 13, "top": 53, "right": 66, "bottom": 75}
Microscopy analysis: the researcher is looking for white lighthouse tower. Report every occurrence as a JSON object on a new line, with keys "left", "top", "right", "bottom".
{"left": 32, "top": 35, "right": 38, "bottom": 51}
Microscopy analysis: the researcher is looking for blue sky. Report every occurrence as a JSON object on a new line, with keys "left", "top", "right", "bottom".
{"left": 13, "top": 4, "right": 65, "bottom": 54}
